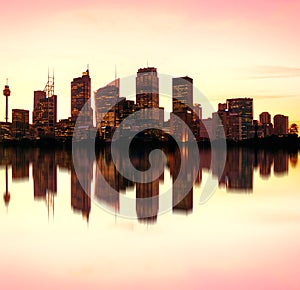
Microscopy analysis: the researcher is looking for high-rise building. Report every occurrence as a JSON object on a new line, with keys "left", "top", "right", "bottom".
{"left": 273, "top": 114, "right": 288, "bottom": 136}
{"left": 259, "top": 112, "right": 271, "bottom": 124}
{"left": 172, "top": 76, "right": 193, "bottom": 112}
{"left": 12, "top": 109, "right": 29, "bottom": 139}
{"left": 71, "top": 69, "right": 93, "bottom": 125}
{"left": 34, "top": 90, "right": 46, "bottom": 110}
{"left": 226, "top": 98, "right": 253, "bottom": 140}
{"left": 32, "top": 92, "right": 57, "bottom": 137}
{"left": 171, "top": 76, "right": 194, "bottom": 142}
{"left": 259, "top": 112, "right": 273, "bottom": 137}
{"left": 94, "top": 78, "right": 120, "bottom": 128}
{"left": 218, "top": 105, "right": 242, "bottom": 140}
{"left": 136, "top": 67, "right": 159, "bottom": 109}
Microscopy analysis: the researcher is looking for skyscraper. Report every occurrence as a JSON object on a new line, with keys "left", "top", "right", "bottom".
{"left": 136, "top": 67, "right": 159, "bottom": 109}
{"left": 172, "top": 76, "right": 193, "bottom": 112}
{"left": 71, "top": 69, "right": 93, "bottom": 126}
{"left": 12, "top": 109, "right": 29, "bottom": 139}
{"left": 171, "top": 76, "right": 194, "bottom": 142}
{"left": 94, "top": 78, "right": 120, "bottom": 128}
{"left": 273, "top": 114, "right": 288, "bottom": 136}
{"left": 259, "top": 112, "right": 273, "bottom": 137}
{"left": 226, "top": 98, "right": 253, "bottom": 140}
{"left": 32, "top": 91, "right": 57, "bottom": 137}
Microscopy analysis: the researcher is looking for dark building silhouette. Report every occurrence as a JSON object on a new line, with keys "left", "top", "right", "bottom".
{"left": 172, "top": 76, "right": 193, "bottom": 111}
{"left": 94, "top": 79, "right": 120, "bottom": 140}
{"left": 95, "top": 79, "right": 120, "bottom": 127}
{"left": 218, "top": 106, "right": 242, "bottom": 140}
{"left": 136, "top": 67, "right": 159, "bottom": 109}
{"left": 259, "top": 112, "right": 273, "bottom": 137}
{"left": 226, "top": 98, "right": 253, "bottom": 140}
{"left": 32, "top": 91, "right": 57, "bottom": 137}
{"left": 136, "top": 67, "right": 159, "bottom": 124}
{"left": 171, "top": 76, "right": 194, "bottom": 142}
{"left": 12, "top": 109, "right": 29, "bottom": 139}
{"left": 71, "top": 69, "right": 93, "bottom": 126}
{"left": 273, "top": 114, "right": 288, "bottom": 136}
{"left": 259, "top": 112, "right": 271, "bottom": 124}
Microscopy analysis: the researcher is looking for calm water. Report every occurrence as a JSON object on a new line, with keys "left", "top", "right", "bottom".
{"left": 0, "top": 145, "right": 299, "bottom": 290}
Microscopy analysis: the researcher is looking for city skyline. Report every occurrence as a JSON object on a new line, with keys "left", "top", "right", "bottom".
{"left": 1, "top": 66, "right": 298, "bottom": 129}
{"left": 1, "top": 0, "right": 299, "bottom": 124}
{"left": 1, "top": 66, "right": 299, "bottom": 126}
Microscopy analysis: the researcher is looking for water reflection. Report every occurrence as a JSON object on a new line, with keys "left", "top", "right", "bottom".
{"left": 0, "top": 146, "right": 298, "bottom": 223}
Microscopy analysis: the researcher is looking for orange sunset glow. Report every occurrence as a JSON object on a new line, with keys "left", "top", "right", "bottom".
{"left": 0, "top": 0, "right": 299, "bottom": 123}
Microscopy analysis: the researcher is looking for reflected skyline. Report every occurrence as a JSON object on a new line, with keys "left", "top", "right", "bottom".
{"left": 0, "top": 146, "right": 298, "bottom": 224}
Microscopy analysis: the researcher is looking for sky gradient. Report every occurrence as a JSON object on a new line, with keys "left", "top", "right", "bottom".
{"left": 0, "top": 0, "right": 299, "bottom": 123}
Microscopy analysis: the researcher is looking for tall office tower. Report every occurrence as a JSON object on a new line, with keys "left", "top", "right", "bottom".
{"left": 71, "top": 69, "right": 93, "bottom": 126}
{"left": 32, "top": 93, "right": 57, "bottom": 137}
{"left": 171, "top": 76, "right": 194, "bottom": 142}
{"left": 94, "top": 78, "right": 120, "bottom": 128}
{"left": 172, "top": 76, "right": 193, "bottom": 112}
{"left": 34, "top": 90, "right": 46, "bottom": 110}
{"left": 273, "top": 114, "right": 289, "bottom": 136}
{"left": 226, "top": 98, "right": 253, "bottom": 140}
{"left": 32, "top": 72, "right": 57, "bottom": 137}
{"left": 259, "top": 111, "right": 273, "bottom": 137}
{"left": 12, "top": 109, "right": 29, "bottom": 139}
{"left": 136, "top": 67, "right": 159, "bottom": 109}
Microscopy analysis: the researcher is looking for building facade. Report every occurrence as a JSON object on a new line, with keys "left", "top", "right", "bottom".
{"left": 94, "top": 78, "right": 120, "bottom": 129}
{"left": 71, "top": 69, "right": 93, "bottom": 126}
{"left": 273, "top": 114, "right": 288, "bottom": 136}
{"left": 226, "top": 98, "right": 253, "bottom": 140}
{"left": 32, "top": 91, "right": 57, "bottom": 137}
{"left": 136, "top": 67, "right": 159, "bottom": 110}
{"left": 12, "top": 109, "right": 29, "bottom": 139}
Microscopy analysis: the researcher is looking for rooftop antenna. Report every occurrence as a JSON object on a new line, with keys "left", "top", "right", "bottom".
{"left": 87, "top": 64, "right": 89, "bottom": 72}
{"left": 115, "top": 64, "right": 117, "bottom": 80}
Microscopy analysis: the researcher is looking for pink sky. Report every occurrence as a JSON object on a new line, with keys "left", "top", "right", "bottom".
{"left": 0, "top": 0, "right": 299, "bottom": 122}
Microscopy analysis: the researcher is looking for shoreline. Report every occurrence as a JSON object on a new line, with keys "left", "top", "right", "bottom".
{"left": 0, "top": 135, "right": 299, "bottom": 151}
